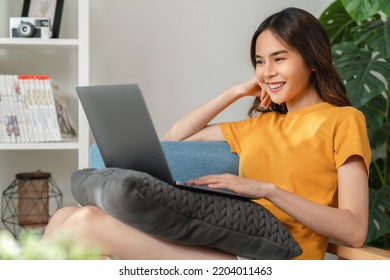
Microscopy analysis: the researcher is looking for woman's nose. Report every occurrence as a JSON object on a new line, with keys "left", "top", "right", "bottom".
{"left": 264, "top": 63, "right": 277, "bottom": 78}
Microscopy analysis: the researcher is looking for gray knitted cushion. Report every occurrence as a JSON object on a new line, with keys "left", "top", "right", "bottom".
{"left": 71, "top": 168, "right": 302, "bottom": 259}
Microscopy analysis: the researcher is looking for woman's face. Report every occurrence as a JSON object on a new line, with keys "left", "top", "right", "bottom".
{"left": 254, "top": 29, "right": 320, "bottom": 111}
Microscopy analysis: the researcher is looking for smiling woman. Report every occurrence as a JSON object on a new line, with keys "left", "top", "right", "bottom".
{"left": 43, "top": 7, "right": 371, "bottom": 260}
{"left": 247, "top": 7, "right": 350, "bottom": 116}
{"left": 165, "top": 7, "right": 371, "bottom": 260}
{"left": 253, "top": 30, "right": 318, "bottom": 111}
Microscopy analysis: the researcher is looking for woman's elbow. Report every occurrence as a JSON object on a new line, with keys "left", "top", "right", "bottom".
{"left": 164, "top": 128, "right": 181, "bottom": 141}
{"left": 350, "top": 231, "right": 367, "bottom": 248}
{"left": 164, "top": 131, "right": 186, "bottom": 141}
{"left": 346, "top": 225, "right": 368, "bottom": 248}
{"left": 163, "top": 131, "right": 174, "bottom": 141}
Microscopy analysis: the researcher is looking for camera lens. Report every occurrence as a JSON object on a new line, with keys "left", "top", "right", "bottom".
{"left": 17, "top": 21, "right": 35, "bottom": 37}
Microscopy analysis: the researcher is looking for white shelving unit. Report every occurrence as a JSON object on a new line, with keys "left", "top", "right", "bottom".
{"left": 0, "top": 38, "right": 79, "bottom": 46}
{"left": 0, "top": 0, "right": 90, "bottom": 167}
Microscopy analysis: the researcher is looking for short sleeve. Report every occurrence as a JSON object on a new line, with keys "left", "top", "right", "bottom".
{"left": 334, "top": 108, "right": 371, "bottom": 173}
{"left": 220, "top": 116, "right": 260, "bottom": 154}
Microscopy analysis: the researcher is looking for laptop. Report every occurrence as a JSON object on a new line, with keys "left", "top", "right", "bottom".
{"left": 76, "top": 84, "right": 256, "bottom": 200}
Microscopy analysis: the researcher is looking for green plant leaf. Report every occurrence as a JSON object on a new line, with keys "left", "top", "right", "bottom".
{"left": 352, "top": 16, "right": 390, "bottom": 59}
{"left": 369, "top": 158, "right": 386, "bottom": 190}
{"left": 359, "top": 95, "right": 386, "bottom": 131}
{"left": 332, "top": 42, "right": 390, "bottom": 107}
{"left": 378, "top": 0, "right": 390, "bottom": 18}
{"left": 319, "top": 0, "right": 356, "bottom": 44}
{"left": 369, "top": 123, "right": 390, "bottom": 150}
{"left": 341, "top": 0, "right": 379, "bottom": 22}
{"left": 367, "top": 185, "right": 390, "bottom": 243}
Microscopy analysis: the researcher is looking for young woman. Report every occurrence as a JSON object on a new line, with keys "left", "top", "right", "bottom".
{"left": 44, "top": 7, "right": 371, "bottom": 260}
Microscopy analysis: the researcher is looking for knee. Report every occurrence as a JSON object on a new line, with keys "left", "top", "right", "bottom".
{"left": 46, "top": 206, "right": 104, "bottom": 236}
{"left": 50, "top": 206, "right": 75, "bottom": 222}
{"left": 66, "top": 206, "right": 104, "bottom": 228}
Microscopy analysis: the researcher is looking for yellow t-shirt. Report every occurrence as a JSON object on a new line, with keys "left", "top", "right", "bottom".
{"left": 220, "top": 102, "right": 371, "bottom": 259}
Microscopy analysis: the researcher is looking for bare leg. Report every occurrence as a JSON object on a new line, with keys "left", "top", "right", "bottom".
{"left": 44, "top": 206, "right": 80, "bottom": 237}
{"left": 43, "top": 206, "right": 236, "bottom": 260}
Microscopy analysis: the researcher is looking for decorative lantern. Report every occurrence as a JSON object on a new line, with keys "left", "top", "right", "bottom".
{"left": 1, "top": 171, "right": 62, "bottom": 238}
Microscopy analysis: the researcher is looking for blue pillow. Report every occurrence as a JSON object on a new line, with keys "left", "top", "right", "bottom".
{"left": 89, "top": 141, "right": 239, "bottom": 182}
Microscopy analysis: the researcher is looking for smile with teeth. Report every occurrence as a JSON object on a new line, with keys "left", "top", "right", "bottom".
{"left": 268, "top": 82, "right": 285, "bottom": 90}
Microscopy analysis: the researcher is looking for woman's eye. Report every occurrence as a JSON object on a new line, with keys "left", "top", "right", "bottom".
{"left": 256, "top": 60, "right": 264, "bottom": 65}
{"left": 275, "top": 57, "right": 285, "bottom": 62}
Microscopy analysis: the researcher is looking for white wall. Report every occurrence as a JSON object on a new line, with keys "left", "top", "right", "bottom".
{"left": 89, "top": 0, "right": 333, "bottom": 137}
{"left": 0, "top": 0, "right": 333, "bottom": 231}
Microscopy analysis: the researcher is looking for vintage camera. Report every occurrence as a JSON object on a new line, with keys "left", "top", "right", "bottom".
{"left": 10, "top": 17, "right": 51, "bottom": 39}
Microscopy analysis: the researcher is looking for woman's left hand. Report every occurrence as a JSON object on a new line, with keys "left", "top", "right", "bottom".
{"left": 187, "top": 174, "right": 273, "bottom": 199}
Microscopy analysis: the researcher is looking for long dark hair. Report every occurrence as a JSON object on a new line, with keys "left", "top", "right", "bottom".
{"left": 248, "top": 7, "right": 350, "bottom": 116}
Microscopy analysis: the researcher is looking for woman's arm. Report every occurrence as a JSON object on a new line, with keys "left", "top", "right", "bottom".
{"left": 164, "top": 77, "right": 264, "bottom": 141}
{"left": 188, "top": 155, "right": 369, "bottom": 247}
{"left": 267, "top": 155, "right": 368, "bottom": 247}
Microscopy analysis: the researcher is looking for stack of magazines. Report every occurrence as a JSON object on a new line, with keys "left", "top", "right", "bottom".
{"left": 0, "top": 75, "right": 77, "bottom": 143}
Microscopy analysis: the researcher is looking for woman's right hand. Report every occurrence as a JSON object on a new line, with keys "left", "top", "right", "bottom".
{"left": 164, "top": 76, "right": 271, "bottom": 141}
{"left": 235, "top": 77, "right": 271, "bottom": 108}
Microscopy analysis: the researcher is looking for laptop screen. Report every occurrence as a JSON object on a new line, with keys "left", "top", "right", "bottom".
{"left": 76, "top": 84, "right": 175, "bottom": 184}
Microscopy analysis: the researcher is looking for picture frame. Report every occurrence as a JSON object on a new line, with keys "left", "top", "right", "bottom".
{"left": 21, "top": 0, "right": 64, "bottom": 38}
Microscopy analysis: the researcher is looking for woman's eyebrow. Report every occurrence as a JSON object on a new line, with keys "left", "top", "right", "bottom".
{"left": 255, "top": 50, "right": 289, "bottom": 59}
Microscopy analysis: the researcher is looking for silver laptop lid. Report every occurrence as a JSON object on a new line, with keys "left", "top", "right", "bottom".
{"left": 76, "top": 84, "right": 175, "bottom": 184}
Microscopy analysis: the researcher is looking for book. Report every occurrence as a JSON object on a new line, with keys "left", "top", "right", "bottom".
{"left": 18, "top": 75, "right": 36, "bottom": 143}
{"left": 0, "top": 74, "right": 77, "bottom": 143}
{"left": 0, "top": 75, "right": 10, "bottom": 143}
{"left": 0, "top": 75, "right": 19, "bottom": 143}
{"left": 7, "top": 75, "right": 28, "bottom": 143}
{"left": 42, "top": 76, "right": 61, "bottom": 141}
{"left": 27, "top": 75, "right": 45, "bottom": 142}
{"left": 51, "top": 82, "right": 77, "bottom": 140}
{"left": 35, "top": 75, "right": 52, "bottom": 141}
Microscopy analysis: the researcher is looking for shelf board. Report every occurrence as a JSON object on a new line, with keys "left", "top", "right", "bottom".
{"left": 0, "top": 38, "right": 80, "bottom": 47}
{"left": 0, "top": 141, "right": 79, "bottom": 150}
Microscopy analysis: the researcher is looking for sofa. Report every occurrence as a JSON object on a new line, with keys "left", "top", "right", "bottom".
{"left": 89, "top": 141, "right": 390, "bottom": 260}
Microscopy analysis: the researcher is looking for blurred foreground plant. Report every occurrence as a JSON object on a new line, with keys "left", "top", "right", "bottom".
{"left": 0, "top": 230, "right": 102, "bottom": 260}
